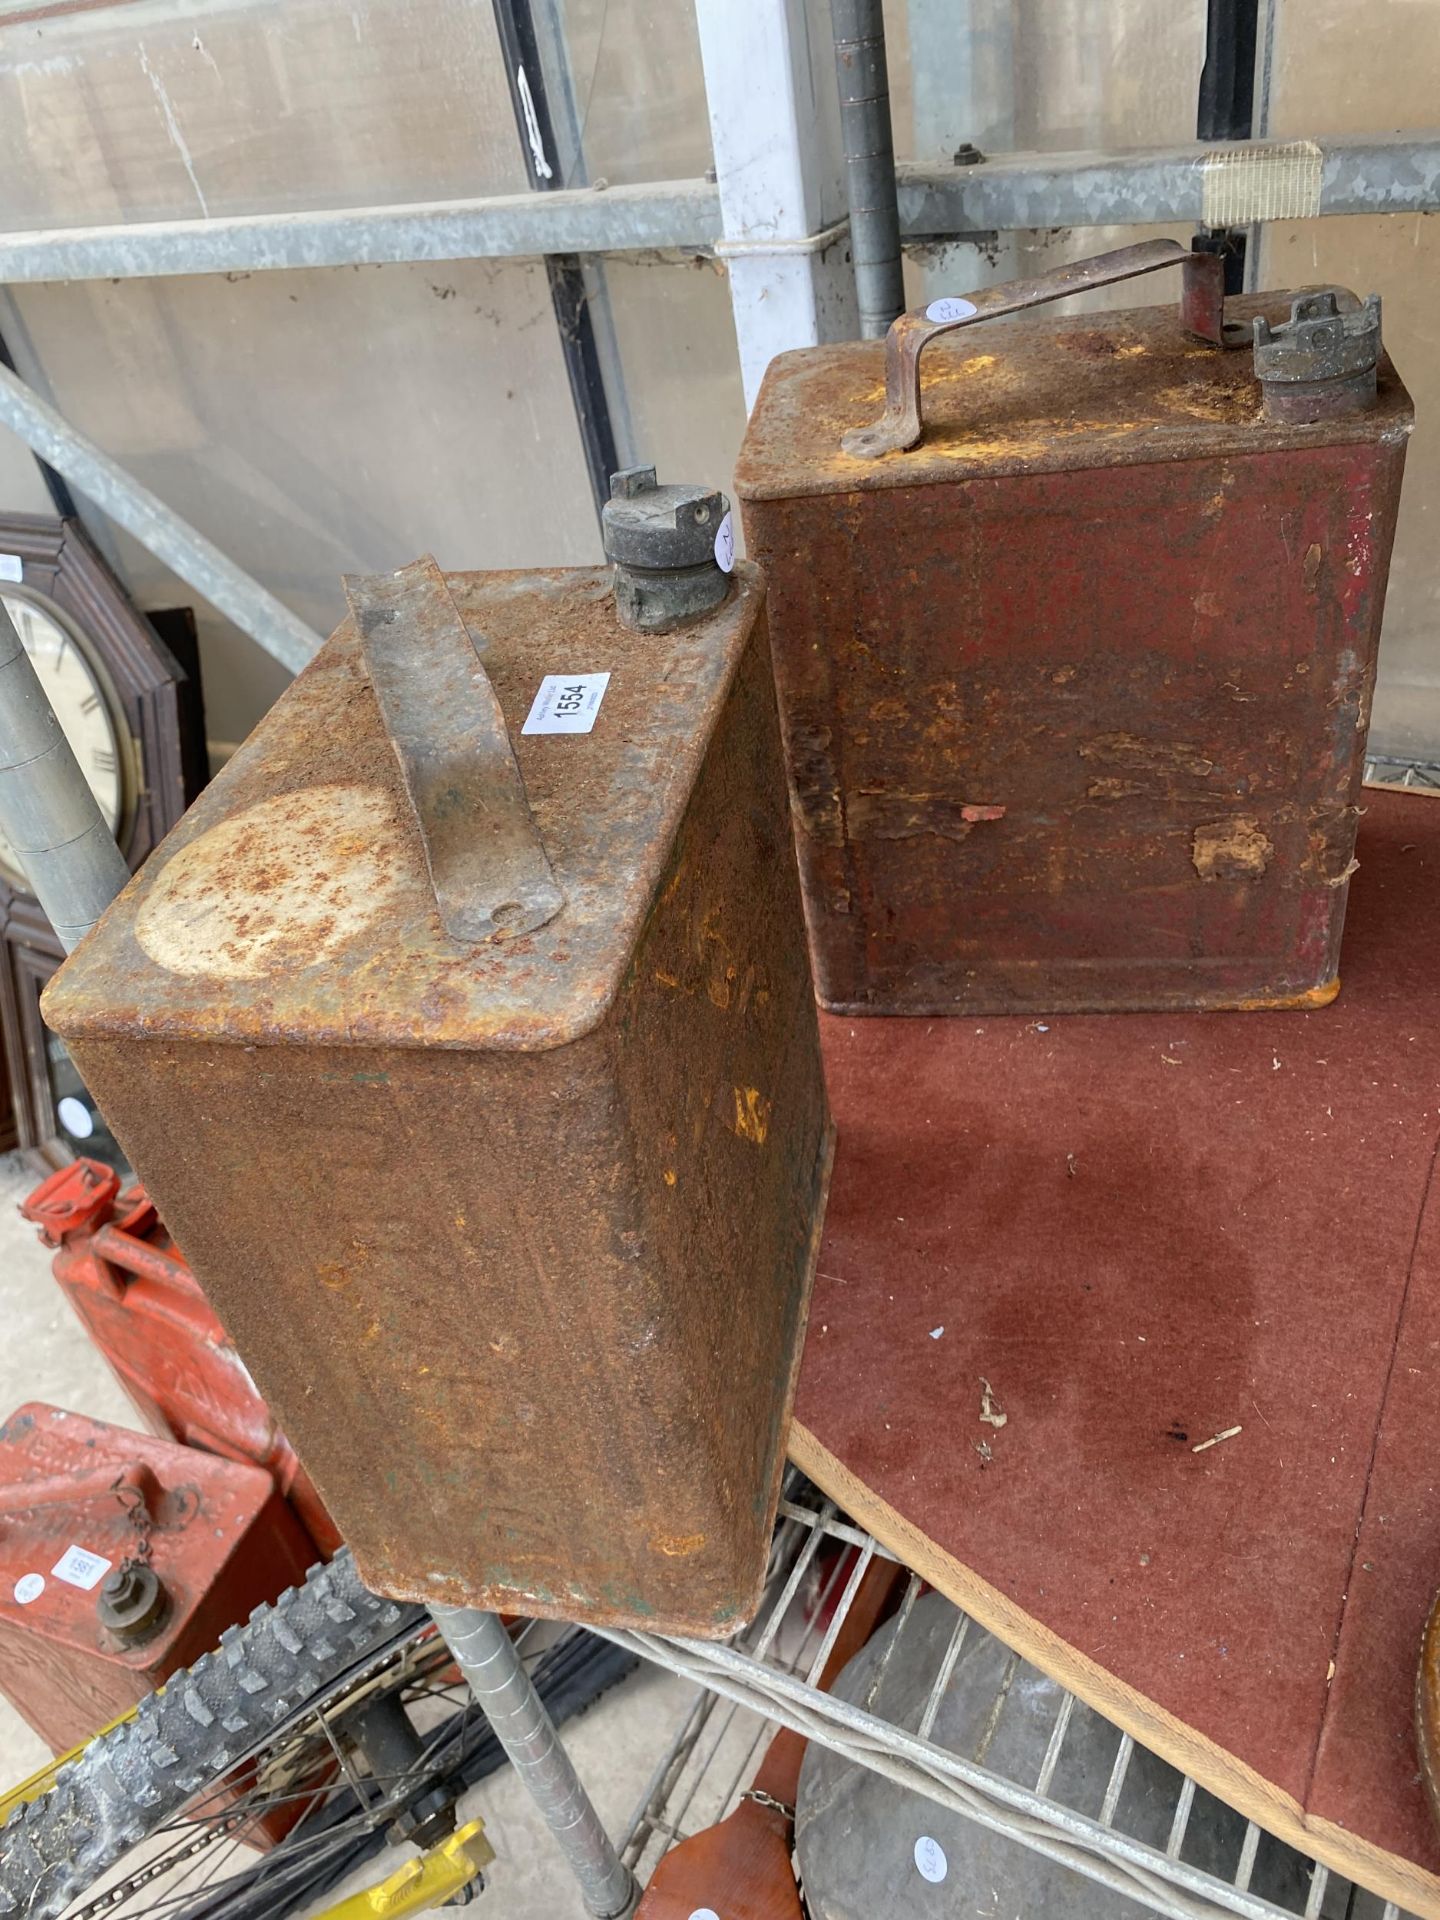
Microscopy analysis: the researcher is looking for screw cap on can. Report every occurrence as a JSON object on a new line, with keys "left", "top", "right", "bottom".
{"left": 603, "top": 467, "right": 725, "bottom": 570}
{"left": 97, "top": 1563, "right": 169, "bottom": 1643}
{"left": 1253, "top": 290, "right": 1381, "bottom": 422}
{"left": 603, "top": 467, "right": 732, "bottom": 633}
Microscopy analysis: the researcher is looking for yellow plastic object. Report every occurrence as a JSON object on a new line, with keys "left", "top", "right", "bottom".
{"left": 317, "top": 1818, "right": 495, "bottom": 1918}
{"left": 0, "top": 1703, "right": 140, "bottom": 1821}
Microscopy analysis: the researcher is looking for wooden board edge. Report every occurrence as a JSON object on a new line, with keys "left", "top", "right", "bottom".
{"left": 789, "top": 1417, "right": 1440, "bottom": 1919}
{"left": 1362, "top": 779, "right": 1440, "bottom": 798}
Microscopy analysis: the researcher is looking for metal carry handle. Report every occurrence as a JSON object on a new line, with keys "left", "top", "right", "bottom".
{"left": 842, "top": 238, "right": 1246, "bottom": 460}
{"left": 344, "top": 556, "right": 565, "bottom": 945}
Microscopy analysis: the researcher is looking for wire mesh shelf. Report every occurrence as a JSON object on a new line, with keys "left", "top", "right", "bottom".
{"left": 601, "top": 1475, "right": 1417, "bottom": 1920}
{"left": 1364, "top": 755, "right": 1440, "bottom": 793}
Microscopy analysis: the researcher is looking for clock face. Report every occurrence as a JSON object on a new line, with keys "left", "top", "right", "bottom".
{"left": 0, "top": 589, "right": 129, "bottom": 893}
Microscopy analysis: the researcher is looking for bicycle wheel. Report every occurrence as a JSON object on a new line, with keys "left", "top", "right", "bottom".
{"left": 0, "top": 1549, "right": 422, "bottom": 1920}
{"left": 1, "top": 1548, "right": 637, "bottom": 1920}
{"left": 174, "top": 1623, "right": 637, "bottom": 1920}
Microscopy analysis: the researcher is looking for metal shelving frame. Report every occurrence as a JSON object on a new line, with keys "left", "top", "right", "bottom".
{"left": 0, "top": 0, "right": 1436, "bottom": 669}
{"left": 599, "top": 1475, "right": 1415, "bottom": 1920}
{"left": 1365, "top": 755, "right": 1440, "bottom": 793}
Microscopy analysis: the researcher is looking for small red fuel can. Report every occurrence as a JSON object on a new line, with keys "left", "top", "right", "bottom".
{"left": 736, "top": 241, "right": 1413, "bottom": 1015}
{"left": 0, "top": 1403, "right": 314, "bottom": 1754}
{"left": 20, "top": 1159, "right": 340, "bottom": 1558}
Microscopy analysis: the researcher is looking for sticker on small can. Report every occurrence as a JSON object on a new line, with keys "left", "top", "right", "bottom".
{"left": 925, "top": 297, "right": 978, "bottom": 325}
{"left": 0, "top": 554, "right": 21, "bottom": 584}
{"left": 51, "top": 1545, "right": 112, "bottom": 1591}
{"left": 13, "top": 1573, "right": 44, "bottom": 1605}
{"left": 522, "top": 671, "right": 611, "bottom": 736}
{"left": 914, "top": 1834, "right": 948, "bottom": 1883}
{"left": 56, "top": 1096, "right": 94, "bottom": 1139}
{"left": 713, "top": 511, "right": 735, "bottom": 574}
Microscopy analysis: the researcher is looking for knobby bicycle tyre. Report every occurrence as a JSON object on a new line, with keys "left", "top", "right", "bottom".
{"left": 0, "top": 1549, "right": 422, "bottom": 1920}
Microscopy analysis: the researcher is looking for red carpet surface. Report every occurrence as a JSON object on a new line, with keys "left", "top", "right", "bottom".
{"left": 792, "top": 789, "right": 1440, "bottom": 1911}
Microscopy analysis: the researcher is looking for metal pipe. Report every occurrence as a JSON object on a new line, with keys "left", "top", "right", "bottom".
{"left": 831, "top": 0, "right": 905, "bottom": 338}
{"left": 1197, "top": 0, "right": 1259, "bottom": 141}
{"left": 695, "top": 0, "right": 858, "bottom": 409}
{"left": 0, "top": 599, "right": 129, "bottom": 950}
{"left": 0, "top": 134, "right": 1431, "bottom": 297}
{"left": 898, "top": 132, "right": 1440, "bottom": 234}
{"left": 0, "top": 325, "right": 76, "bottom": 518}
{"left": 0, "top": 362, "right": 322, "bottom": 675}
{"left": 491, "top": 0, "right": 622, "bottom": 521}
{"left": 430, "top": 1605, "right": 639, "bottom": 1919}
{"left": 1194, "top": 0, "right": 1261, "bottom": 295}
{"left": 0, "top": 179, "right": 723, "bottom": 285}
{"left": 0, "top": 136, "right": 1433, "bottom": 292}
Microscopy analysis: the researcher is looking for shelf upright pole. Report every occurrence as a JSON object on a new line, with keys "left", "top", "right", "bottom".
{"left": 431, "top": 1604, "right": 640, "bottom": 1918}
{"left": 0, "top": 598, "right": 128, "bottom": 950}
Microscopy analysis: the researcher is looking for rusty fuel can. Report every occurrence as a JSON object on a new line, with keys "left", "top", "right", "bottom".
{"left": 42, "top": 480, "right": 833, "bottom": 1637}
{"left": 0, "top": 1403, "right": 314, "bottom": 1756}
{"left": 735, "top": 239, "right": 1413, "bottom": 1015}
{"left": 20, "top": 1156, "right": 341, "bottom": 1559}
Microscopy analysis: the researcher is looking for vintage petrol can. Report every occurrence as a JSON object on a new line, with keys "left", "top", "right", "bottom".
{"left": 0, "top": 1403, "right": 313, "bottom": 1754}
{"left": 21, "top": 1156, "right": 340, "bottom": 1558}
{"left": 735, "top": 239, "right": 1413, "bottom": 1015}
{"left": 43, "top": 481, "right": 833, "bottom": 1638}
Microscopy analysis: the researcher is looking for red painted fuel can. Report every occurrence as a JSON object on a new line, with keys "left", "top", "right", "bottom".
{"left": 20, "top": 1158, "right": 340, "bottom": 1558}
{"left": 0, "top": 1403, "right": 314, "bottom": 1754}
{"left": 735, "top": 241, "right": 1413, "bottom": 1015}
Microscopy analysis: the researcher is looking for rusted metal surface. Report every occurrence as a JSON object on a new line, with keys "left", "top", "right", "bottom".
{"left": 737, "top": 290, "right": 1413, "bottom": 1016}
{"left": 344, "top": 557, "right": 564, "bottom": 945}
{"left": 0, "top": 1403, "right": 312, "bottom": 1754}
{"left": 842, "top": 239, "right": 1241, "bottom": 460}
{"left": 20, "top": 1158, "right": 340, "bottom": 1557}
{"left": 44, "top": 564, "right": 833, "bottom": 1637}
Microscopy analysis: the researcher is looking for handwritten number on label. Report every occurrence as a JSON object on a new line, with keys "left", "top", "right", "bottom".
{"left": 914, "top": 1834, "right": 948, "bottom": 1883}
{"left": 925, "top": 297, "right": 978, "bottom": 325}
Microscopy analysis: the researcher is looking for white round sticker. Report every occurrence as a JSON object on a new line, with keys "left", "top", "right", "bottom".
{"left": 56, "top": 1096, "right": 94, "bottom": 1138}
{"left": 713, "top": 511, "right": 735, "bottom": 575}
{"left": 688, "top": 1910, "right": 721, "bottom": 1920}
{"left": 914, "top": 1834, "right": 948, "bottom": 1883}
{"left": 925, "top": 297, "right": 978, "bottom": 325}
{"left": 14, "top": 1574, "right": 45, "bottom": 1605}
